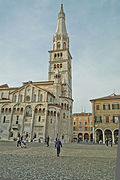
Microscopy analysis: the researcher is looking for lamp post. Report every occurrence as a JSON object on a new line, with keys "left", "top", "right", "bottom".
{"left": 115, "top": 116, "right": 120, "bottom": 180}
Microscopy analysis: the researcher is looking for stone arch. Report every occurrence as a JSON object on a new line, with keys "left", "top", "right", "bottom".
{"left": 63, "top": 42, "right": 66, "bottom": 49}
{"left": 57, "top": 42, "right": 60, "bottom": 49}
{"left": 84, "top": 133, "right": 89, "bottom": 141}
{"left": 78, "top": 133, "right": 83, "bottom": 141}
{"left": 114, "top": 129, "right": 119, "bottom": 144}
{"left": 104, "top": 129, "right": 112, "bottom": 140}
{"left": 95, "top": 128, "right": 103, "bottom": 143}
{"left": 90, "top": 133, "right": 93, "bottom": 142}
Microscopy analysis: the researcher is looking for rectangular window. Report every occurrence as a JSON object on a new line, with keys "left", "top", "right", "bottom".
{"left": 3, "top": 116, "right": 6, "bottom": 123}
{"left": 113, "top": 116, "right": 119, "bottom": 123}
{"left": 73, "top": 117, "right": 76, "bottom": 120}
{"left": 90, "top": 117, "right": 93, "bottom": 120}
{"left": 16, "top": 120, "right": 18, "bottom": 124}
{"left": 38, "top": 116, "right": 41, "bottom": 122}
{"left": 79, "top": 127, "right": 82, "bottom": 131}
{"left": 20, "top": 95, "right": 23, "bottom": 102}
{"left": 91, "top": 122, "right": 93, "bottom": 125}
{"left": 79, "top": 122, "right": 82, "bottom": 125}
{"left": 96, "top": 116, "right": 102, "bottom": 123}
{"left": 112, "top": 104, "right": 119, "bottom": 110}
{"left": 85, "top": 117, "right": 87, "bottom": 120}
{"left": 85, "top": 127, "right": 88, "bottom": 131}
{"left": 103, "top": 104, "right": 110, "bottom": 110}
{"left": 73, "top": 122, "right": 76, "bottom": 125}
{"left": 96, "top": 105, "right": 100, "bottom": 110}
{"left": 79, "top": 117, "right": 81, "bottom": 120}
{"left": 1, "top": 92, "right": 4, "bottom": 99}
{"left": 17, "top": 116, "right": 19, "bottom": 120}
{"left": 85, "top": 122, "right": 88, "bottom": 125}
{"left": 73, "top": 127, "right": 76, "bottom": 131}
{"left": 91, "top": 127, "right": 93, "bottom": 131}
{"left": 34, "top": 94, "right": 36, "bottom": 102}
{"left": 38, "top": 90, "right": 40, "bottom": 102}
{"left": 106, "top": 116, "right": 109, "bottom": 123}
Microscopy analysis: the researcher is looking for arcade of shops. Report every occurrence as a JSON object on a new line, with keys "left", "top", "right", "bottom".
{"left": 73, "top": 132, "right": 93, "bottom": 142}
{"left": 95, "top": 128, "right": 119, "bottom": 144}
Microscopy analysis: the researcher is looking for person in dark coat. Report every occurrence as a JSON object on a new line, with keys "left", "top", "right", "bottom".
{"left": 110, "top": 138, "right": 112, "bottom": 147}
{"left": 105, "top": 138, "right": 109, "bottom": 147}
{"left": 46, "top": 136, "right": 50, "bottom": 147}
{"left": 55, "top": 138, "right": 62, "bottom": 157}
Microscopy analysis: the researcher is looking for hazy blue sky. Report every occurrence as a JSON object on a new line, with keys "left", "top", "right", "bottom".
{"left": 0, "top": 0, "right": 120, "bottom": 113}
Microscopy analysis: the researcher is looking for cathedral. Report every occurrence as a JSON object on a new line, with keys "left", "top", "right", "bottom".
{"left": 0, "top": 4, "right": 73, "bottom": 143}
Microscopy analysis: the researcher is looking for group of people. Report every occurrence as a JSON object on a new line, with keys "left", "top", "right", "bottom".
{"left": 105, "top": 138, "right": 113, "bottom": 147}
{"left": 45, "top": 136, "right": 62, "bottom": 157}
{"left": 17, "top": 136, "right": 26, "bottom": 148}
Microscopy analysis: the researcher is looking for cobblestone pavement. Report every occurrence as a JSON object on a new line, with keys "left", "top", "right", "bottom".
{"left": 0, "top": 141, "right": 117, "bottom": 180}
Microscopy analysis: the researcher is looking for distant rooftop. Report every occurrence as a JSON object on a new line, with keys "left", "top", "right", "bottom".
{"left": 0, "top": 84, "right": 9, "bottom": 88}
{"left": 90, "top": 93, "right": 120, "bottom": 101}
{"left": 73, "top": 113, "right": 92, "bottom": 116}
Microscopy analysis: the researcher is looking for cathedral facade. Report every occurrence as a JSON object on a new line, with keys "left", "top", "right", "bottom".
{"left": 0, "top": 4, "right": 73, "bottom": 143}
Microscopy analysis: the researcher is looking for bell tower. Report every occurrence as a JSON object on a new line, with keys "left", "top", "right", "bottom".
{"left": 48, "top": 4, "right": 72, "bottom": 98}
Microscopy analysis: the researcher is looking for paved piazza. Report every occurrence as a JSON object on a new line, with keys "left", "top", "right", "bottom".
{"left": 0, "top": 141, "right": 117, "bottom": 180}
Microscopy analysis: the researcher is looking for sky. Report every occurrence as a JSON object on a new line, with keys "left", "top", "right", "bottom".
{"left": 0, "top": 0, "right": 120, "bottom": 113}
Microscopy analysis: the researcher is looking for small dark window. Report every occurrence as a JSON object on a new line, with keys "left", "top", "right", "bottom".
{"left": 60, "top": 64, "right": 62, "bottom": 68}
{"left": 112, "top": 104, "right": 119, "bottom": 110}
{"left": 54, "top": 111, "right": 56, "bottom": 116}
{"left": 35, "top": 108, "right": 38, "bottom": 113}
{"left": 38, "top": 116, "right": 41, "bottom": 122}
{"left": 21, "top": 108, "right": 23, "bottom": 112}
{"left": 17, "top": 116, "right": 19, "bottom": 120}
{"left": 96, "top": 105, "right": 99, "bottom": 110}
{"left": 10, "top": 132, "right": 13, "bottom": 137}
{"left": 57, "top": 64, "right": 59, "bottom": 68}
{"left": 54, "top": 64, "right": 56, "bottom": 69}
{"left": 16, "top": 120, "right": 18, "bottom": 124}
{"left": 85, "top": 127, "right": 88, "bottom": 131}
{"left": 51, "top": 111, "right": 53, "bottom": 116}
{"left": 3, "top": 116, "right": 6, "bottom": 123}
{"left": 106, "top": 116, "right": 109, "bottom": 123}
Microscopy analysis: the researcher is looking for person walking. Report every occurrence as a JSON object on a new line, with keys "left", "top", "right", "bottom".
{"left": 46, "top": 136, "right": 50, "bottom": 147}
{"left": 17, "top": 136, "right": 21, "bottom": 147}
{"left": 55, "top": 138, "right": 62, "bottom": 157}
{"left": 105, "top": 138, "right": 109, "bottom": 147}
{"left": 110, "top": 138, "right": 113, "bottom": 147}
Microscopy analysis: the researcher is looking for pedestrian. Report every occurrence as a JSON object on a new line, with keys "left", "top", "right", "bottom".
{"left": 55, "top": 138, "right": 62, "bottom": 157}
{"left": 17, "top": 136, "right": 21, "bottom": 147}
{"left": 62, "top": 134, "right": 64, "bottom": 143}
{"left": 46, "top": 136, "right": 50, "bottom": 147}
{"left": 105, "top": 138, "right": 109, "bottom": 147}
{"left": 110, "top": 138, "right": 112, "bottom": 147}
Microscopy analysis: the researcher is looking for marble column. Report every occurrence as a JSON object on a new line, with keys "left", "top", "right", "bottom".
{"left": 112, "top": 131, "right": 115, "bottom": 144}
{"left": 103, "top": 130, "right": 105, "bottom": 144}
